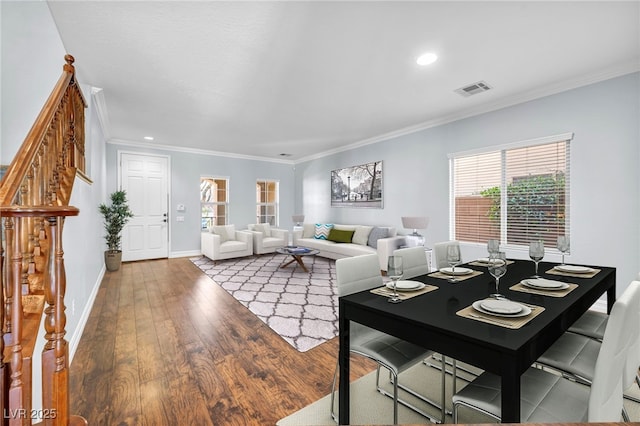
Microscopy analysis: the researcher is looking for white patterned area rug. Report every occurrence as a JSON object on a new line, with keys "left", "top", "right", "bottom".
{"left": 190, "top": 253, "right": 337, "bottom": 352}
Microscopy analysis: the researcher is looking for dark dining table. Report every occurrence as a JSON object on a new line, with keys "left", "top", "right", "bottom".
{"left": 338, "top": 259, "right": 616, "bottom": 424}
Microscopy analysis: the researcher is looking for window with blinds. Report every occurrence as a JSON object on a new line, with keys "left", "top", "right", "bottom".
{"left": 451, "top": 135, "right": 571, "bottom": 248}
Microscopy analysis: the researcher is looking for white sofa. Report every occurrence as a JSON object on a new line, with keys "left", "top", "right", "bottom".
{"left": 201, "top": 224, "right": 253, "bottom": 261}
{"left": 247, "top": 223, "right": 289, "bottom": 254}
{"left": 292, "top": 223, "right": 405, "bottom": 271}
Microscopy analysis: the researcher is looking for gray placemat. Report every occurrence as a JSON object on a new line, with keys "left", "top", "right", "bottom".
{"left": 371, "top": 283, "right": 438, "bottom": 300}
{"left": 456, "top": 300, "right": 545, "bottom": 329}
{"left": 429, "top": 269, "right": 483, "bottom": 281}
{"left": 546, "top": 267, "right": 601, "bottom": 279}
{"left": 510, "top": 281, "right": 578, "bottom": 298}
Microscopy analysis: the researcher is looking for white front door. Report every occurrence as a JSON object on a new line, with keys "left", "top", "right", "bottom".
{"left": 119, "top": 152, "right": 169, "bottom": 261}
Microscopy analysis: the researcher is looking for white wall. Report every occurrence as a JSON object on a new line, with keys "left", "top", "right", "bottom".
{"left": 104, "top": 142, "right": 296, "bottom": 256}
{"left": 295, "top": 72, "right": 640, "bottom": 293}
{"left": 0, "top": 1, "right": 67, "bottom": 162}
{"left": 1, "top": 0, "right": 107, "bottom": 411}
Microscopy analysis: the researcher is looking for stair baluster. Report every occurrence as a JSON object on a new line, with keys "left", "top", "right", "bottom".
{"left": 0, "top": 55, "right": 87, "bottom": 425}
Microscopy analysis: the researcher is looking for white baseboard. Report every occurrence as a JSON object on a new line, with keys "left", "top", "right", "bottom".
{"left": 170, "top": 250, "right": 201, "bottom": 258}
{"left": 69, "top": 265, "right": 105, "bottom": 363}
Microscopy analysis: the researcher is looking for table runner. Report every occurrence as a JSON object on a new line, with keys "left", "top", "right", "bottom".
{"left": 509, "top": 281, "right": 578, "bottom": 298}
{"left": 371, "top": 283, "right": 438, "bottom": 300}
{"left": 456, "top": 300, "right": 545, "bottom": 329}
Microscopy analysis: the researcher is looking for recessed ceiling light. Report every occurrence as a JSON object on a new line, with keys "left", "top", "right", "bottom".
{"left": 279, "top": 153, "right": 292, "bottom": 157}
{"left": 144, "top": 136, "right": 154, "bottom": 141}
{"left": 416, "top": 52, "right": 438, "bottom": 66}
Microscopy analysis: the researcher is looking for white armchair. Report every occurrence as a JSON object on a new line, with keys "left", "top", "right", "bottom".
{"left": 247, "top": 223, "right": 289, "bottom": 254}
{"left": 201, "top": 224, "right": 253, "bottom": 261}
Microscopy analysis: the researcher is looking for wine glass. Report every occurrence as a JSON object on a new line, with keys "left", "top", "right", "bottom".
{"left": 488, "top": 251, "right": 507, "bottom": 299}
{"left": 557, "top": 236, "right": 569, "bottom": 265}
{"left": 529, "top": 241, "right": 545, "bottom": 278}
{"left": 446, "top": 245, "right": 461, "bottom": 283}
{"left": 387, "top": 256, "right": 403, "bottom": 304}
{"left": 487, "top": 239, "right": 499, "bottom": 255}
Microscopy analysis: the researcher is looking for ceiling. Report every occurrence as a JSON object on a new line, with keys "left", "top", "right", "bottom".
{"left": 47, "top": 1, "right": 640, "bottom": 162}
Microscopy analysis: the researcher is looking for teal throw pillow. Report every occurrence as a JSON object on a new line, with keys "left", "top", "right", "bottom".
{"left": 314, "top": 223, "right": 333, "bottom": 240}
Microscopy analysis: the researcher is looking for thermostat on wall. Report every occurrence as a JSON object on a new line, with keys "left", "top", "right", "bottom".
{"left": 176, "top": 204, "right": 185, "bottom": 211}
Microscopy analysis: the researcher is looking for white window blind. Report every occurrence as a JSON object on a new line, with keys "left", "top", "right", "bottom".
{"left": 451, "top": 135, "right": 570, "bottom": 248}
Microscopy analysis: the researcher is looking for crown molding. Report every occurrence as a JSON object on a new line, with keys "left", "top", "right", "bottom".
{"left": 294, "top": 63, "right": 640, "bottom": 164}
{"left": 107, "top": 138, "right": 295, "bottom": 165}
{"left": 90, "top": 87, "right": 111, "bottom": 140}
{"left": 99, "top": 63, "right": 638, "bottom": 166}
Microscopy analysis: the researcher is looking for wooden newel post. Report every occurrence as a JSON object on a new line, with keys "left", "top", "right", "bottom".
{"left": 9, "top": 216, "right": 26, "bottom": 426}
{"left": 42, "top": 216, "right": 69, "bottom": 426}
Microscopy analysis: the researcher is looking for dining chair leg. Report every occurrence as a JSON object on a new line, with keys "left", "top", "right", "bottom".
{"left": 379, "top": 365, "right": 447, "bottom": 423}
{"left": 393, "top": 372, "right": 399, "bottom": 424}
{"left": 329, "top": 359, "right": 339, "bottom": 423}
{"left": 441, "top": 355, "right": 447, "bottom": 422}
{"left": 452, "top": 359, "right": 457, "bottom": 394}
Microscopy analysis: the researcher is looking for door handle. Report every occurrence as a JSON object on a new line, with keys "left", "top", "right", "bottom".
{"left": 163, "top": 213, "right": 167, "bottom": 222}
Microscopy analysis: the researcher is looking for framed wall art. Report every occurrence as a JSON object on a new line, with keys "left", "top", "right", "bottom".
{"left": 331, "top": 160, "right": 383, "bottom": 208}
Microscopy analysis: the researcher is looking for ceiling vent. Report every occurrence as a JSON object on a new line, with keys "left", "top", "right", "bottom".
{"left": 455, "top": 81, "right": 492, "bottom": 97}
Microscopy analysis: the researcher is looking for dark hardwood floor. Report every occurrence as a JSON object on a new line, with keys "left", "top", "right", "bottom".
{"left": 68, "top": 257, "right": 375, "bottom": 425}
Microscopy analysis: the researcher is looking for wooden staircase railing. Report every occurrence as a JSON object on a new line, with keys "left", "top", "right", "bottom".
{"left": 0, "top": 55, "right": 87, "bottom": 426}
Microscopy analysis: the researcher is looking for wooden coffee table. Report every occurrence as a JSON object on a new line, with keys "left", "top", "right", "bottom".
{"left": 276, "top": 246, "right": 320, "bottom": 273}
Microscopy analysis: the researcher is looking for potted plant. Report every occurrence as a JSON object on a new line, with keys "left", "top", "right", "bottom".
{"left": 99, "top": 190, "right": 134, "bottom": 271}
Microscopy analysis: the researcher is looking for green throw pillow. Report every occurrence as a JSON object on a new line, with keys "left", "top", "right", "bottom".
{"left": 327, "top": 228, "right": 355, "bottom": 243}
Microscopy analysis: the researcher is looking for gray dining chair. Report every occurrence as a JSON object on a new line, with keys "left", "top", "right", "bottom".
{"left": 570, "top": 272, "right": 640, "bottom": 340}
{"left": 393, "top": 246, "right": 457, "bottom": 398}
{"left": 567, "top": 309, "right": 608, "bottom": 340}
{"left": 330, "top": 254, "right": 445, "bottom": 424}
{"left": 451, "top": 279, "right": 639, "bottom": 423}
{"left": 535, "top": 280, "right": 640, "bottom": 411}
{"left": 393, "top": 246, "right": 430, "bottom": 278}
{"left": 433, "top": 240, "right": 460, "bottom": 270}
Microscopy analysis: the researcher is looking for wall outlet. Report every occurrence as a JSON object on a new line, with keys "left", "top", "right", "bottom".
{"left": 176, "top": 216, "right": 184, "bottom": 222}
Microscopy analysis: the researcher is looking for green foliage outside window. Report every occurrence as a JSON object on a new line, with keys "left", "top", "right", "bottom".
{"left": 479, "top": 173, "right": 566, "bottom": 244}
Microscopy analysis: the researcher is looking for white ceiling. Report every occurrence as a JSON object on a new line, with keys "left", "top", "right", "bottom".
{"left": 47, "top": 1, "right": 640, "bottom": 162}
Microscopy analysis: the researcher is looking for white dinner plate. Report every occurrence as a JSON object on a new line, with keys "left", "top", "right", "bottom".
{"left": 554, "top": 264, "right": 595, "bottom": 274}
{"left": 480, "top": 299, "right": 523, "bottom": 314}
{"left": 386, "top": 280, "right": 426, "bottom": 292}
{"left": 472, "top": 300, "right": 532, "bottom": 318}
{"left": 440, "top": 267, "right": 474, "bottom": 276}
{"left": 522, "top": 278, "right": 569, "bottom": 291}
